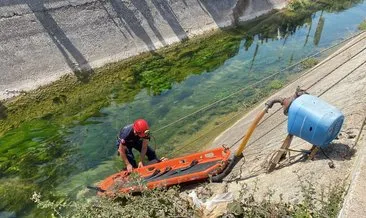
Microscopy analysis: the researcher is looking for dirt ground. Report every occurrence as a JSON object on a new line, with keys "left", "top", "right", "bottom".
{"left": 197, "top": 31, "right": 366, "bottom": 217}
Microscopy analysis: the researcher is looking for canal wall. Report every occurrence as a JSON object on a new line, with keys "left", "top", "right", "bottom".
{"left": 0, "top": 0, "right": 288, "bottom": 100}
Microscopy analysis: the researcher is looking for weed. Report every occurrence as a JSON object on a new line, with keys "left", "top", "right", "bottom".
{"left": 359, "top": 19, "right": 366, "bottom": 30}
{"left": 32, "top": 186, "right": 198, "bottom": 218}
{"left": 301, "top": 58, "right": 320, "bottom": 69}
{"left": 223, "top": 177, "right": 347, "bottom": 218}
{"left": 32, "top": 175, "right": 347, "bottom": 218}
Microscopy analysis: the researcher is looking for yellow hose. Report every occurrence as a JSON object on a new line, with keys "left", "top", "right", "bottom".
{"left": 235, "top": 108, "right": 268, "bottom": 157}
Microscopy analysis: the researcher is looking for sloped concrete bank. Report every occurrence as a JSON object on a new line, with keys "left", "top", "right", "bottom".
{"left": 0, "top": 0, "right": 287, "bottom": 100}
{"left": 207, "top": 31, "right": 366, "bottom": 216}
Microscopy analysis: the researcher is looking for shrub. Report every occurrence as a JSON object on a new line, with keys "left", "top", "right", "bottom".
{"left": 31, "top": 186, "right": 198, "bottom": 218}
{"left": 301, "top": 58, "right": 319, "bottom": 69}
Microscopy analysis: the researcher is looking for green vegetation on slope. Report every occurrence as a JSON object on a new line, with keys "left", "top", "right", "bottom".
{"left": 359, "top": 19, "right": 366, "bottom": 30}
{"left": 32, "top": 178, "right": 346, "bottom": 218}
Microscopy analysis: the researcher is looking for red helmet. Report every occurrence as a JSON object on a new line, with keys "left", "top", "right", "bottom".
{"left": 133, "top": 119, "right": 150, "bottom": 138}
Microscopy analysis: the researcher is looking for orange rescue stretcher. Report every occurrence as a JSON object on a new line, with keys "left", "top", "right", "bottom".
{"left": 96, "top": 147, "right": 231, "bottom": 195}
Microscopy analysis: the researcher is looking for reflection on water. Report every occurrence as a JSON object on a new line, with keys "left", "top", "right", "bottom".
{"left": 1, "top": 1, "right": 366, "bottom": 216}
{"left": 314, "top": 11, "right": 326, "bottom": 46}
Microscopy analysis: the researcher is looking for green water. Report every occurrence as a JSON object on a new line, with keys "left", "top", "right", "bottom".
{"left": 1, "top": 1, "right": 366, "bottom": 216}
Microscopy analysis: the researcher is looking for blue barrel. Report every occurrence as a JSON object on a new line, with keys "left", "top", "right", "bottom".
{"left": 287, "top": 94, "right": 344, "bottom": 147}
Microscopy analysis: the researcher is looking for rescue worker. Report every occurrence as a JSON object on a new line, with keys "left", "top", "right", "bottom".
{"left": 116, "top": 119, "right": 160, "bottom": 172}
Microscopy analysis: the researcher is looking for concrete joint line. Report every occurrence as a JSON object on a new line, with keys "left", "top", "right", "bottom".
{"left": 338, "top": 115, "right": 366, "bottom": 218}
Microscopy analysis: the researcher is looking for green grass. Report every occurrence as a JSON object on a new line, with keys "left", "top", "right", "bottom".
{"left": 359, "top": 19, "right": 366, "bottom": 30}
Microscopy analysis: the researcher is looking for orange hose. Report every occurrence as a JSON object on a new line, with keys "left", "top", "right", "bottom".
{"left": 235, "top": 108, "right": 267, "bottom": 157}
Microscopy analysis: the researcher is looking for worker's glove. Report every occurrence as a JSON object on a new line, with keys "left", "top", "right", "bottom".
{"left": 126, "top": 164, "right": 133, "bottom": 172}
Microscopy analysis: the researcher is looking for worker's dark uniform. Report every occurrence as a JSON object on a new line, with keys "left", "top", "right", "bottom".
{"left": 116, "top": 124, "right": 158, "bottom": 168}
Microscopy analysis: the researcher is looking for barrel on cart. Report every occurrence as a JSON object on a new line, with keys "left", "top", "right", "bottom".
{"left": 287, "top": 94, "right": 344, "bottom": 148}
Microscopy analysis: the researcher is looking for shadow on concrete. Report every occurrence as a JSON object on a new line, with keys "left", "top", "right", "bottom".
{"left": 25, "top": 0, "right": 93, "bottom": 83}
{"left": 0, "top": 101, "right": 7, "bottom": 120}
{"left": 227, "top": 142, "right": 355, "bottom": 183}
{"left": 151, "top": 0, "right": 187, "bottom": 41}
{"left": 0, "top": 0, "right": 24, "bottom": 7}
{"left": 109, "top": 0, "right": 157, "bottom": 51}
{"left": 132, "top": 0, "right": 167, "bottom": 46}
{"left": 197, "top": 0, "right": 229, "bottom": 26}
{"left": 272, "top": 152, "right": 308, "bottom": 171}
{"left": 272, "top": 143, "right": 355, "bottom": 171}
{"left": 197, "top": 0, "right": 274, "bottom": 26}
{"left": 318, "top": 143, "right": 356, "bottom": 161}
{"left": 100, "top": 2, "right": 130, "bottom": 39}
{"left": 232, "top": 0, "right": 251, "bottom": 25}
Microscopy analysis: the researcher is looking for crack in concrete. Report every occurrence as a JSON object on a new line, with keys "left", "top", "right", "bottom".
{"left": 0, "top": 12, "right": 23, "bottom": 20}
